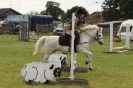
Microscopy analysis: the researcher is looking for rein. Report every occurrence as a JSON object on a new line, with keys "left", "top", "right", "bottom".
{"left": 78, "top": 30, "right": 98, "bottom": 45}
{"left": 83, "top": 28, "right": 102, "bottom": 41}
{"left": 78, "top": 28, "right": 101, "bottom": 44}
{"left": 84, "top": 31, "right": 98, "bottom": 41}
{"left": 79, "top": 42, "right": 89, "bottom": 44}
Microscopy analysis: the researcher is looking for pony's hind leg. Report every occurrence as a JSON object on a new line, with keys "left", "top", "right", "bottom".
{"left": 41, "top": 54, "right": 50, "bottom": 63}
{"left": 41, "top": 49, "right": 56, "bottom": 63}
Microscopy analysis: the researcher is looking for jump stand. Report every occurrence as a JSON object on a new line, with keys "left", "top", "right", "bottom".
{"left": 57, "top": 13, "right": 89, "bottom": 87}
{"left": 105, "top": 22, "right": 130, "bottom": 53}
{"left": 29, "top": 31, "right": 37, "bottom": 42}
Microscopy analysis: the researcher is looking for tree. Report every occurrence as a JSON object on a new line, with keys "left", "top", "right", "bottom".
{"left": 119, "top": 0, "right": 133, "bottom": 19}
{"left": 103, "top": 0, "right": 120, "bottom": 21}
{"left": 40, "top": 10, "right": 47, "bottom": 15}
{"left": 103, "top": 0, "right": 133, "bottom": 21}
{"left": 29, "top": 11, "right": 40, "bottom": 15}
{"left": 60, "top": 13, "right": 68, "bottom": 23}
{"left": 41, "top": 1, "right": 64, "bottom": 20}
{"left": 45, "top": 1, "right": 60, "bottom": 8}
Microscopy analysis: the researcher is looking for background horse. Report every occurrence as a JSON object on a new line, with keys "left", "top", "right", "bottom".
{"left": 33, "top": 24, "right": 104, "bottom": 70}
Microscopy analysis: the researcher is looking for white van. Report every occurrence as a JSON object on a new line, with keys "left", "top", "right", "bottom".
{"left": 53, "top": 23, "right": 63, "bottom": 35}
{"left": 117, "top": 19, "right": 133, "bottom": 40}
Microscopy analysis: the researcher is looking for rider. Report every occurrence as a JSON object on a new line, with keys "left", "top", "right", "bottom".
{"left": 64, "top": 8, "right": 85, "bottom": 52}
{"left": 75, "top": 8, "right": 85, "bottom": 29}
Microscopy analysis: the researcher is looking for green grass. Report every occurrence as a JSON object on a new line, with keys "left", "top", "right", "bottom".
{"left": 0, "top": 35, "right": 133, "bottom": 88}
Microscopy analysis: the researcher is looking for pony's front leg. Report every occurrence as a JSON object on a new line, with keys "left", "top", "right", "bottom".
{"left": 80, "top": 48, "right": 93, "bottom": 71}
{"left": 85, "top": 54, "right": 93, "bottom": 71}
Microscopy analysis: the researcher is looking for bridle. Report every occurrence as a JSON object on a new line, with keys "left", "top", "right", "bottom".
{"left": 83, "top": 28, "right": 102, "bottom": 41}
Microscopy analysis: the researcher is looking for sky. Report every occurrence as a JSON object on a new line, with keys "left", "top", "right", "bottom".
{"left": 0, "top": 0, "right": 105, "bottom": 14}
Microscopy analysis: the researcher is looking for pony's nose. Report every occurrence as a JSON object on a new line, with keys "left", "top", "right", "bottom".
{"left": 98, "top": 40, "right": 104, "bottom": 45}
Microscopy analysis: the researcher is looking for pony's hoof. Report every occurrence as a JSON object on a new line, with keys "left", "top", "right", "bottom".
{"left": 86, "top": 61, "right": 88, "bottom": 65}
{"left": 89, "top": 68, "right": 92, "bottom": 71}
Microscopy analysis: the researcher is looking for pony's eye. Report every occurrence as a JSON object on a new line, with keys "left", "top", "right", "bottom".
{"left": 99, "top": 35, "right": 101, "bottom": 37}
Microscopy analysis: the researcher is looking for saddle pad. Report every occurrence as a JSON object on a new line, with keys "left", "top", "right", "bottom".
{"left": 59, "top": 33, "right": 71, "bottom": 46}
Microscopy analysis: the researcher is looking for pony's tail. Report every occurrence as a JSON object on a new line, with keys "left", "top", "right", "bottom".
{"left": 33, "top": 36, "right": 47, "bottom": 56}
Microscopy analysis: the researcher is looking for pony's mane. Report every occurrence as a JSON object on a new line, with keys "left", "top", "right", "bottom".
{"left": 81, "top": 24, "right": 99, "bottom": 31}
{"left": 64, "top": 23, "right": 99, "bottom": 32}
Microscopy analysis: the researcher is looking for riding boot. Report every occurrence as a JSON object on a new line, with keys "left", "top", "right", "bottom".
{"left": 74, "top": 44, "right": 77, "bottom": 53}
{"left": 74, "top": 31, "right": 80, "bottom": 53}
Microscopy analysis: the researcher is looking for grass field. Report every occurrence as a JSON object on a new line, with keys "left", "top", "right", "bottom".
{"left": 0, "top": 35, "right": 133, "bottom": 88}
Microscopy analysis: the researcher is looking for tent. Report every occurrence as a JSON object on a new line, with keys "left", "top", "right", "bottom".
{"left": 29, "top": 15, "right": 53, "bottom": 31}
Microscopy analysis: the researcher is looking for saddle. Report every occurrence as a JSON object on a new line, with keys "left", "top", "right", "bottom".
{"left": 59, "top": 33, "right": 71, "bottom": 46}
{"left": 59, "top": 31, "right": 80, "bottom": 52}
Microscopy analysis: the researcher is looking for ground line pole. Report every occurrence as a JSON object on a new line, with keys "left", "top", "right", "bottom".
{"left": 70, "top": 13, "right": 76, "bottom": 80}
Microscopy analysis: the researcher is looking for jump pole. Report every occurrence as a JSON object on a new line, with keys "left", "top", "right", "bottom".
{"left": 70, "top": 13, "right": 76, "bottom": 80}
{"left": 57, "top": 13, "right": 88, "bottom": 87}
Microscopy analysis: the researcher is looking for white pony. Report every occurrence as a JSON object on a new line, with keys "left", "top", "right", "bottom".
{"left": 33, "top": 24, "right": 104, "bottom": 70}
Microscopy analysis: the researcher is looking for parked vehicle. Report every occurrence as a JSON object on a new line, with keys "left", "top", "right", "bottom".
{"left": 117, "top": 19, "right": 133, "bottom": 40}
{"left": 53, "top": 27, "right": 63, "bottom": 35}
{"left": 53, "top": 23, "right": 64, "bottom": 35}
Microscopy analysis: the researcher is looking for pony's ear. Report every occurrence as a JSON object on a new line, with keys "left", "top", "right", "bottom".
{"left": 99, "top": 27, "right": 103, "bottom": 31}
{"left": 49, "top": 64, "right": 54, "bottom": 70}
{"left": 64, "top": 57, "right": 66, "bottom": 60}
{"left": 80, "top": 27, "right": 87, "bottom": 31}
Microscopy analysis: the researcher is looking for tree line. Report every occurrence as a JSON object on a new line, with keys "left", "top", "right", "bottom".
{"left": 103, "top": 0, "right": 133, "bottom": 21}
{"left": 31, "top": 1, "right": 89, "bottom": 23}
{"left": 30, "top": 0, "right": 133, "bottom": 22}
